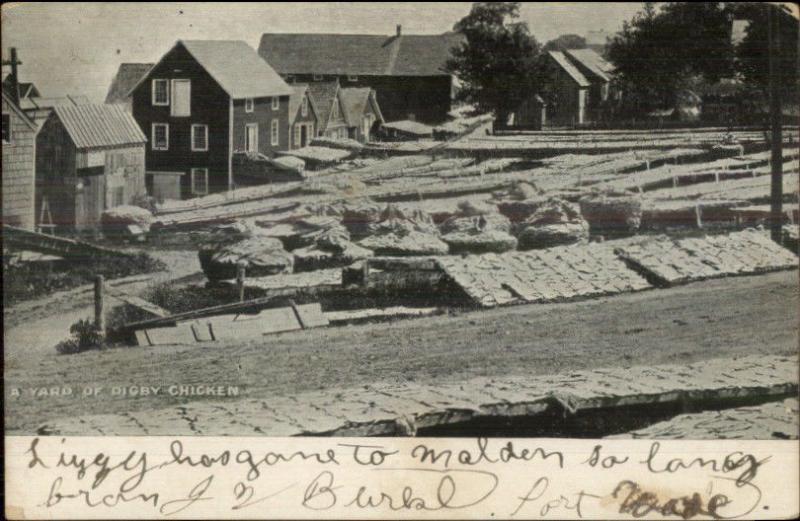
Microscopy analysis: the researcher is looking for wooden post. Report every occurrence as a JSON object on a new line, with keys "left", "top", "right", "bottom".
{"left": 236, "top": 264, "right": 246, "bottom": 302}
{"left": 94, "top": 275, "right": 105, "bottom": 333}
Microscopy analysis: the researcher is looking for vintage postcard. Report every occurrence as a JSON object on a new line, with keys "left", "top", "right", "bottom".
{"left": 3, "top": 2, "right": 799, "bottom": 519}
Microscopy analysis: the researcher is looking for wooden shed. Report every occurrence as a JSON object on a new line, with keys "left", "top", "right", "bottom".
{"left": 35, "top": 104, "right": 147, "bottom": 232}
{"left": 2, "top": 90, "right": 38, "bottom": 230}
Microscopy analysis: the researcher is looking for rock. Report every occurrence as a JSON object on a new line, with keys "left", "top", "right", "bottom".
{"left": 515, "top": 198, "right": 590, "bottom": 249}
{"left": 579, "top": 191, "right": 643, "bottom": 237}
{"left": 101, "top": 205, "right": 154, "bottom": 233}
{"left": 199, "top": 236, "right": 293, "bottom": 281}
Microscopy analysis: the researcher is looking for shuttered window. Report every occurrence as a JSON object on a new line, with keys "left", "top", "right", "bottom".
{"left": 191, "top": 124, "right": 208, "bottom": 152}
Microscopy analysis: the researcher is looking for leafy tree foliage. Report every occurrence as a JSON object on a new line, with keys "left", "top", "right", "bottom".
{"left": 543, "top": 34, "right": 587, "bottom": 52}
{"left": 446, "top": 2, "right": 543, "bottom": 122}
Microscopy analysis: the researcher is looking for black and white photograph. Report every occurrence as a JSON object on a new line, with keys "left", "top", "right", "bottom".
{"left": 3, "top": 2, "right": 799, "bottom": 519}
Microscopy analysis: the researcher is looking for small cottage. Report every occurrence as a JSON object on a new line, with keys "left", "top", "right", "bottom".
{"left": 288, "top": 84, "right": 318, "bottom": 149}
{"left": 2, "top": 90, "right": 38, "bottom": 230}
{"left": 306, "top": 80, "right": 349, "bottom": 139}
{"left": 35, "top": 104, "right": 147, "bottom": 232}
{"left": 339, "top": 87, "right": 383, "bottom": 142}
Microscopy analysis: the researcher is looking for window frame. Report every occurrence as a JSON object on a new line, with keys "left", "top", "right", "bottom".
{"left": 245, "top": 98, "right": 254, "bottom": 113}
{"left": 293, "top": 124, "right": 301, "bottom": 148}
{"left": 245, "top": 123, "right": 259, "bottom": 154}
{"left": 152, "top": 79, "right": 170, "bottom": 106}
{"left": 271, "top": 119, "right": 279, "bottom": 146}
{"left": 170, "top": 79, "right": 191, "bottom": 117}
{"left": 313, "top": 74, "right": 323, "bottom": 81}
{"left": 151, "top": 123, "right": 169, "bottom": 151}
{"left": 347, "top": 75, "right": 358, "bottom": 82}
{"left": 190, "top": 167, "right": 209, "bottom": 196}
{"left": 191, "top": 124, "right": 209, "bottom": 152}
{"left": 301, "top": 96, "right": 308, "bottom": 117}
{"left": 2, "top": 113, "right": 11, "bottom": 144}
{"left": 271, "top": 96, "right": 279, "bottom": 111}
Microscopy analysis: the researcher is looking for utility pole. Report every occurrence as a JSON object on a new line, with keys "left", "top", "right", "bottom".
{"left": 1, "top": 47, "right": 22, "bottom": 104}
{"left": 767, "top": 4, "right": 783, "bottom": 243}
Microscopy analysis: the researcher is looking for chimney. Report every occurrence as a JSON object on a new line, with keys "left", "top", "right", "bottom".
{"left": 396, "top": 25, "right": 402, "bottom": 37}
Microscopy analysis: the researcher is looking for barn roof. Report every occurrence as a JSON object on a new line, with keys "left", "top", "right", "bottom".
{"left": 130, "top": 40, "right": 292, "bottom": 99}
{"left": 548, "top": 51, "right": 590, "bottom": 87}
{"left": 258, "top": 32, "right": 463, "bottom": 76}
{"left": 52, "top": 104, "right": 147, "bottom": 149}
{"left": 106, "top": 63, "right": 154, "bottom": 104}
{"left": 306, "top": 81, "right": 341, "bottom": 131}
{"left": 339, "top": 87, "right": 384, "bottom": 126}
{"left": 564, "top": 48, "right": 613, "bottom": 82}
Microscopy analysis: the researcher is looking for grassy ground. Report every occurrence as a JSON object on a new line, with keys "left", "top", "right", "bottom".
{"left": 4, "top": 269, "right": 797, "bottom": 434}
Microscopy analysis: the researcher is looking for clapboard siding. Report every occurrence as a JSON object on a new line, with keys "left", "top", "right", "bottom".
{"left": 2, "top": 95, "right": 37, "bottom": 230}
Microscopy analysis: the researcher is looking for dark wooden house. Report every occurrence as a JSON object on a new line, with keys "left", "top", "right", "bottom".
{"left": 339, "top": 87, "right": 383, "bottom": 143}
{"left": 128, "top": 40, "right": 293, "bottom": 199}
{"left": 35, "top": 104, "right": 147, "bottom": 232}
{"left": 258, "top": 27, "right": 462, "bottom": 123}
{"left": 2, "top": 90, "right": 38, "bottom": 230}
{"left": 288, "top": 84, "right": 318, "bottom": 149}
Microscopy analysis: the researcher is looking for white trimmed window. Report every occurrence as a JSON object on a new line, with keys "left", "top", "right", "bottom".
{"left": 271, "top": 119, "right": 279, "bottom": 146}
{"left": 245, "top": 98, "right": 254, "bottom": 113}
{"left": 245, "top": 123, "right": 259, "bottom": 153}
{"left": 271, "top": 96, "right": 279, "bottom": 111}
{"left": 152, "top": 123, "right": 169, "bottom": 150}
{"left": 191, "top": 124, "right": 208, "bottom": 152}
{"left": 152, "top": 79, "right": 169, "bottom": 106}
{"left": 313, "top": 74, "right": 323, "bottom": 81}
{"left": 2, "top": 113, "right": 11, "bottom": 143}
{"left": 293, "top": 124, "right": 301, "bottom": 148}
{"left": 301, "top": 96, "right": 308, "bottom": 117}
{"left": 190, "top": 168, "right": 209, "bottom": 196}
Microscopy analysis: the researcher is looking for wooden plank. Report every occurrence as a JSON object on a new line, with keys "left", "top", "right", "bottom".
{"left": 133, "top": 330, "right": 152, "bottom": 347}
{"left": 261, "top": 307, "right": 303, "bottom": 334}
{"left": 106, "top": 287, "right": 170, "bottom": 317}
{"left": 144, "top": 324, "right": 196, "bottom": 346}
{"left": 189, "top": 321, "right": 214, "bottom": 342}
{"left": 292, "top": 303, "right": 329, "bottom": 329}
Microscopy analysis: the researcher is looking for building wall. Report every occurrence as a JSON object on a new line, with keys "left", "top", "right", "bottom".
{"left": 131, "top": 43, "right": 230, "bottom": 198}
{"left": 544, "top": 61, "right": 586, "bottom": 127}
{"left": 2, "top": 97, "right": 37, "bottom": 230}
{"left": 231, "top": 95, "right": 290, "bottom": 156}
{"left": 35, "top": 114, "right": 77, "bottom": 229}
{"left": 289, "top": 74, "right": 452, "bottom": 123}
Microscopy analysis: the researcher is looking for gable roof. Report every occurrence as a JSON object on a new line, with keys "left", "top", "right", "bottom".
{"left": 130, "top": 40, "right": 292, "bottom": 99}
{"left": 52, "top": 104, "right": 146, "bottom": 149}
{"left": 288, "top": 84, "right": 317, "bottom": 123}
{"left": 1, "top": 90, "right": 37, "bottom": 131}
{"left": 564, "top": 48, "right": 613, "bottom": 82}
{"left": 258, "top": 32, "right": 463, "bottom": 77}
{"left": 305, "top": 80, "right": 341, "bottom": 131}
{"left": 338, "top": 87, "right": 384, "bottom": 126}
{"left": 106, "top": 63, "right": 154, "bottom": 104}
{"left": 2, "top": 76, "right": 40, "bottom": 99}
{"left": 548, "top": 51, "right": 590, "bottom": 87}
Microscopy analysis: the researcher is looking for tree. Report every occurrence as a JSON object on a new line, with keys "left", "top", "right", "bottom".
{"left": 446, "top": 2, "right": 543, "bottom": 124}
{"left": 543, "top": 34, "right": 587, "bottom": 52}
{"left": 606, "top": 2, "right": 736, "bottom": 113}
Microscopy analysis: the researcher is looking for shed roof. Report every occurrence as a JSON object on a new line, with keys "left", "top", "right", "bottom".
{"left": 564, "top": 48, "right": 614, "bottom": 82}
{"left": 548, "top": 51, "right": 590, "bottom": 87}
{"left": 106, "top": 63, "right": 154, "bottom": 104}
{"left": 258, "top": 32, "right": 463, "bottom": 76}
{"left": 338, "top": 87, "right": 384, "bottom": 126}
{"left": 52, "top": 104, "right": 147, "bottom": 149}
{"left": 305, "top": 80, "right": 341, "bottom": 131}
{"left": 130, "top": 40, "right": 292, "bottom": 99}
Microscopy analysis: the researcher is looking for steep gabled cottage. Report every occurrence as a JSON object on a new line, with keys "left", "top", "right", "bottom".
{"left": 128, "top": 40, "right": 293, "bottom": 199}
{"left": 288, "top": 84, "right": 318, "bottom": 149}
{"left": 105, "top": 63, "right": 154, "bottom": 111}
{"left": 35, "top": 104, "right": 147, "bottom": 231}
{"left": 339, "top": 87, "right": 384, "bottom": 143}
{"left": 305, "top": 80, "right": 349, "bottom": 140}
{"left": 2, "top": 90, "right": 38, "bottom": 230}
{"left": 544, "top": 49, "right": 615, "bottom": 126}
{"left": 258, "top": 27, "right": 462, "bottom": 123}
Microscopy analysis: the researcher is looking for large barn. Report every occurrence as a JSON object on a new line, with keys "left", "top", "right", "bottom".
{"left": 258, "top": 27, "right": 462, "bottom": 124}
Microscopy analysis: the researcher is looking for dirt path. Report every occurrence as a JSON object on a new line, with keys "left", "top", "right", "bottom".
{"left": 5, "top": 270, "right": 797, "bottom": 433}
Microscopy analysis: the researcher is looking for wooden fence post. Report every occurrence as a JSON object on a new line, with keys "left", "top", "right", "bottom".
{"left": 236, "top": 264, "right": 246, "bottom": 302}
{"left": 94, "top": 275, "right": 105, "bottom": 333}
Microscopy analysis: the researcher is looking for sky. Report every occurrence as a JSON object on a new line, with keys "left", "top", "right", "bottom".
{"left": 1, "top": 2, "right": 645, "bottom": 103}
